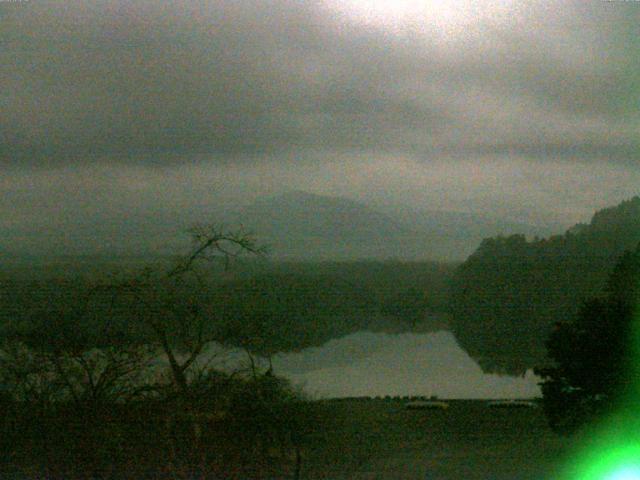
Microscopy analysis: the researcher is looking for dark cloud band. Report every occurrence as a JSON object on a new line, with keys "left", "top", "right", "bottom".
{"left": 1, "top": 0, "right": 638, "bottom": 167}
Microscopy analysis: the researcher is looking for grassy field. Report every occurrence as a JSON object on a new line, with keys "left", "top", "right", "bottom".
{"left": 298, "top": 399, "right": 569, "bottom": 480}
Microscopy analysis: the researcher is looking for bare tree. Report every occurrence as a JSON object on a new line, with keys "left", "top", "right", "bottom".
{"left": 103, "top": 224, "right": 265, "bottom": 397}
{"left": 82, "top": 224, "right": 266, "bottom": 474}
{"left": 2, "top": 292, "right": 154, "bottom": 407}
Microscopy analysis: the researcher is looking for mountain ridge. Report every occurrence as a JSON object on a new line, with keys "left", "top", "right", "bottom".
{"left": 223, "top": 190, "right": 563, "bottom": 261}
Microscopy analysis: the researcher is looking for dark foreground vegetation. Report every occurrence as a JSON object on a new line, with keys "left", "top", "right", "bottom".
{"left": 536, "top": 242, "right": 640, "bottom": 434}
{"left": 294, "top": 398, "right": 566, "bottom": 479}
{"left": 0, "top": 396, "right": 568, "bottom": 480}
{"left": 0, "top": 225, "right": 320, "bottom": 478}
{"left": 0, "top": 372, "right": 313, "bottom": 479}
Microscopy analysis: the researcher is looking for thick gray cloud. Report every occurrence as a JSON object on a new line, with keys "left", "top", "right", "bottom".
{"left": 2, "top": 0, "right": 638, "bottom": 166}
{"left": 1, "top": 1, "right": 639, "bottom": 256}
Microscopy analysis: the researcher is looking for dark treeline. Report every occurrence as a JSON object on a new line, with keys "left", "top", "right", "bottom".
{"left": 450, "top": 196, "right": 640, "bottom": 375}
{"left": 0, "top": 260, "right": 454, "bottom": 360}
{"left": 213, "top": 261, "right": 453, "bottom": 357}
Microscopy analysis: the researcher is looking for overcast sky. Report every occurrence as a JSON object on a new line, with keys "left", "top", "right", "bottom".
{"left": 2, "top": 0, "right": 639, "bottom": 254}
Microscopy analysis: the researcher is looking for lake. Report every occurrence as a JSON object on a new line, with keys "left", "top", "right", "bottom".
{"left": 205, "top": 330, "right": 541, "bottom": 399}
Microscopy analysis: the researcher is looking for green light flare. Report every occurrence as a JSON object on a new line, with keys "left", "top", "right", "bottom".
{"left": 605, "top": 466, "right": 640, "bottom": 480}
{"left": 559, "top": 421, "right": 640, "bottom": 480}
{"left": 560, "top": 300, "right": 640, "bottom": 480}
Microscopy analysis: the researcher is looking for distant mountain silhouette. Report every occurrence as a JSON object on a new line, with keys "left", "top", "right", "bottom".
{"left": 224, "top": 191, "right": 420, "bottom": 260}
{"left": 223, "top": 191, "right": 559, "bottom": 261}
{"left": 0, "top": 189, "right": 561, "bottom": 261}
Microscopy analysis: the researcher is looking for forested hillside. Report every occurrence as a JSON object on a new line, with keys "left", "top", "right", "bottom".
{"left": 450, "top": 196, "right": 640, "bottom": 375}
{"left": 0, "top": 260, "right": 454, "bottom": 358}
{"left": 212, "top": 261, "right": 453, "bottom": 356}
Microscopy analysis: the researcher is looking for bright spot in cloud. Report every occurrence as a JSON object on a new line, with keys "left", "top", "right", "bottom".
{"left": 325, "top": 0, "right": 518, "bottom": 38}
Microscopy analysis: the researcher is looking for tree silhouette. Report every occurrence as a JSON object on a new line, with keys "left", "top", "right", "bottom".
{"left": 101, "top": 224, "right": 266, "bottom": 397}
{"left": 535, "top": 243, "right": 640, "bottom": 433}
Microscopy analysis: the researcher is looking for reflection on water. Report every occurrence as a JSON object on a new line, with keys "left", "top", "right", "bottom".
{"left": 204, "top": 331, "right": 541, "bottom": 399}
{"left": 275, "top": 331, "right": 541, "bottom": 399}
